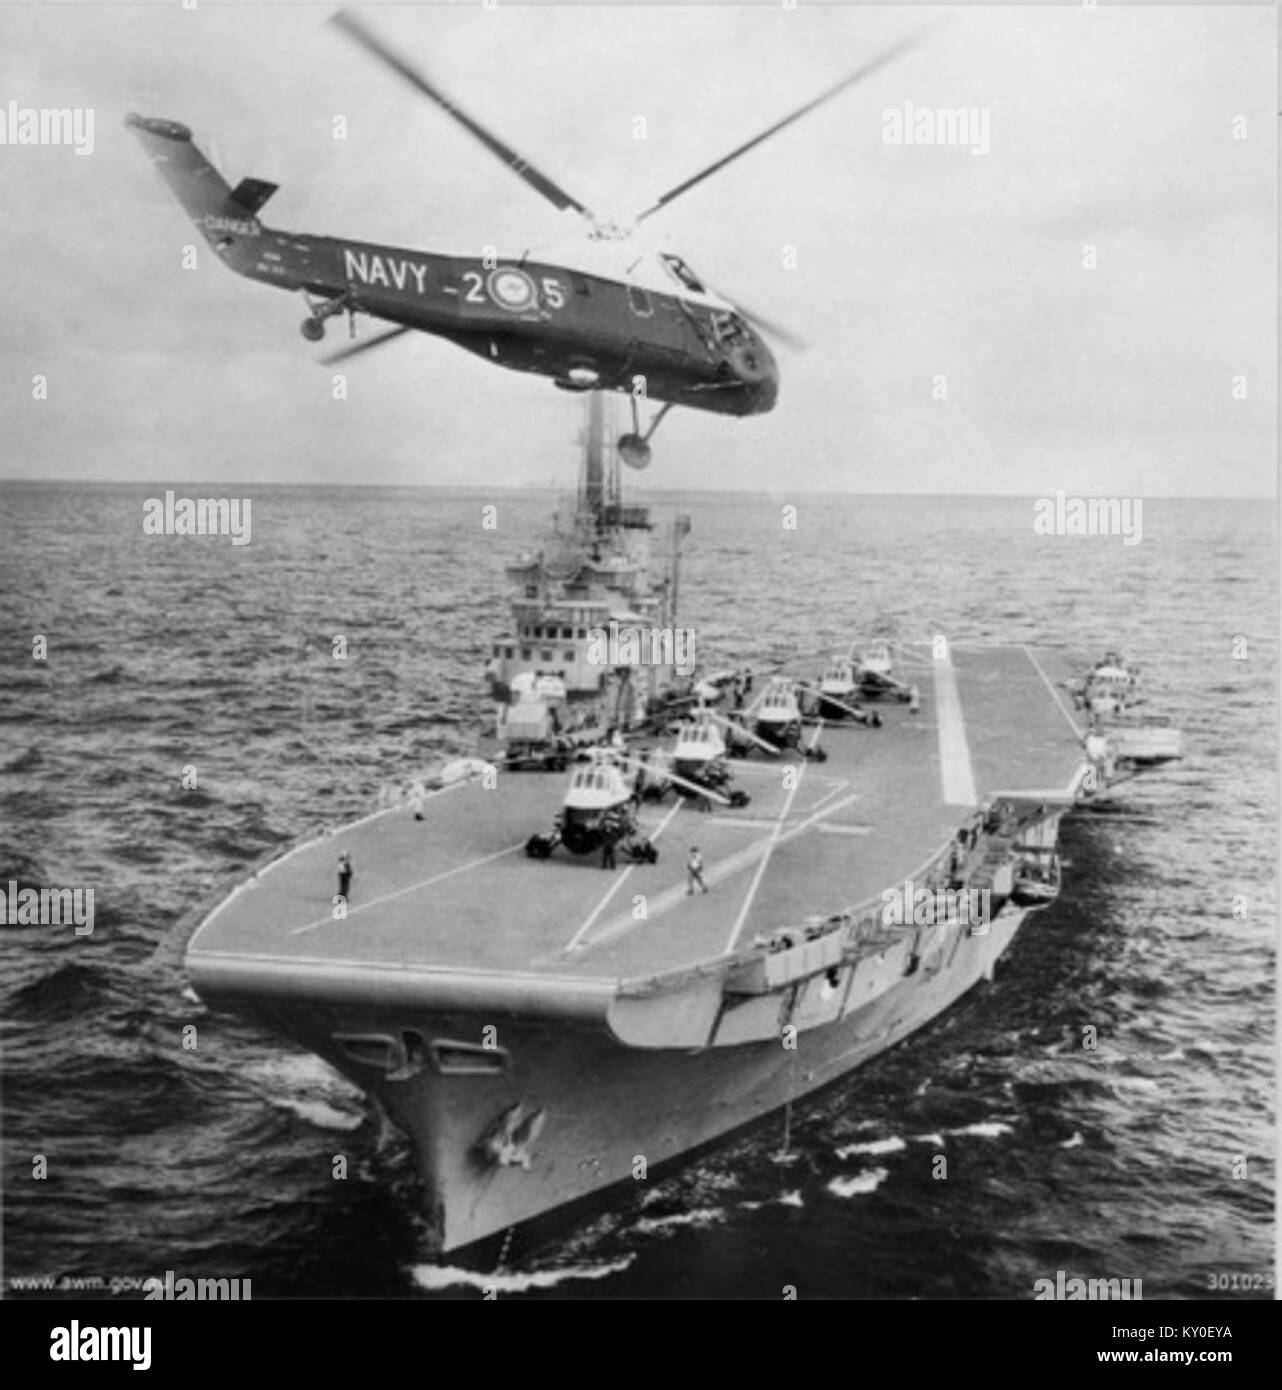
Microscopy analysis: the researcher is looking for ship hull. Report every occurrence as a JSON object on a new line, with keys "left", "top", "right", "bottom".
{"left": 268, "top": 905, "right": 1028, "bottom": 1253}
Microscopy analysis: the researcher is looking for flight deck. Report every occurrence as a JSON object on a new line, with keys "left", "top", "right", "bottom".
{"left": 188, "top": 644, "right": 1089, "bottom": 1001}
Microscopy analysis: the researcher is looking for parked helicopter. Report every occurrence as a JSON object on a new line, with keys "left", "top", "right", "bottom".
{"left": 126, "top": 13, "right": 928, "bottom": 466}
{"left": 645, "top": 715, "right": 752, "bottom": 807}
{"left": 714, "top": 665, "right": 888, "bottom": 746}
{"left": 743, "top": 677, "right": 818, "bottom": 754}
{"left": 801, "top": 662, "right": 884, "bottom": 725}
{"left": 849, "top": 641, "right": 916, "bottom": 702}
{"left": 1066, "top": 652, "right": 1144, "bottom": 719}
{"left": 524, "top": 746, "right": 736, "bottom": 862}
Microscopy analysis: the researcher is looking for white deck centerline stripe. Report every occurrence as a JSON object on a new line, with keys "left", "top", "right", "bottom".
{"left": 291, "top": 842, "right": 526, "bottom": 935}
{"left": 932, "top": 652, "right": 977, "bottom": 807}
{"left": 563, "top": 800, "right": 683, "bottom": 954}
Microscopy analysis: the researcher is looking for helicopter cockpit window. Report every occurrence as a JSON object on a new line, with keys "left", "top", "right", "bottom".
{"left": 660, "top": 254, "right": 706, "bottom": 294}
{"left": 711, "top": 311, "right": 750, "bottom": 345}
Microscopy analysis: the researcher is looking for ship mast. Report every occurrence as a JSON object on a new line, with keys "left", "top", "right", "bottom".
{"left": 581, "top": 391, "right": 607, "bottom": 522}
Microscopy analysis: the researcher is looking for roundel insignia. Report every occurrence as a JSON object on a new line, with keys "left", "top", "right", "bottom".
{"left": 487, "top": 267, "right": 537, "bottom": 312}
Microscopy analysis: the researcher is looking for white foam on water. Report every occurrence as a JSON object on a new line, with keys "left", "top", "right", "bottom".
{"left": 777, "top": 1190, "right": 804, "bottom": 1208}
{"left": 634, "top": 1206, "right": 725, "bottom": 1237}
{"left": 911, "top": 1132, "right": 946, "bottom": 1146}
{"left": 1111, "top": 1076, "right": 1160, "bottom": 1094}
{"left": 243, "top": 1053, "right": 357, "bottom": 1098}
{"left": 411, "top": 1254, "right": 634, "bottom": 1293}
{"left": 241, "top": 1053, "right": 365, "bottom": 1129}
{"left": 274, "top": 1097, "right": 364, "bottom": 1131}
{"left": 827, "top": 1168, "right": 889, "bottom": 1199}
{"left": 1060, "top": 1131, "right": 1084, "bottom": 1149}
{"left": 835, "top": 1136, "right": 906, "bottom": 1159}
{"left": 947, "top": 1121, "right": 1014, "bottom": 1139}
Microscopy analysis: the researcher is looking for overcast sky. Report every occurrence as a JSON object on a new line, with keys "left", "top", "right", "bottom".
{"left": 0, "top": 1, "right": 1275, "bottom": 496}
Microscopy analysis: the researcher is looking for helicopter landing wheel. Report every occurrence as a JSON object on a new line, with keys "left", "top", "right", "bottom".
{"left": 617, "top": 433, "right": 651, "bottom": 470}
{"left": 618, "top": 399, "right": 675, "bottom": 470}
{"left": 301, "top": 317, "right": 325, "bottom": 343}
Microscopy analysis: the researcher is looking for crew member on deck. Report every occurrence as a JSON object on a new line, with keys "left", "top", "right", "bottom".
{"left": 602, "top": 835, "right": 617, "bottom": 871}
{"left": 687, "top": 846, "right": 708, "bottom": 895}
{"left": 337, "top": 852, "right": 354, "bottom": 902}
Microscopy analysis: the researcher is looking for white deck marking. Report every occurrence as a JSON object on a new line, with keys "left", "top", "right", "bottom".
{"left": 722, "top": 720, "right": 824, "bottom": 954}
{"left": 291, "top": 842, "right": 526, "bottom": 935}
{"left": 582, "top": 789, "right": 862, "bottom": 951}
{"left": 1022, "top": 645, "right": 1086, "bottom": 740}
{"left": 932, "top": 651, "right": 977, "bottom": 807}
{"left": 188, "top": 780, "right": 473, "bottom": 952}
{"left": 562, "top": 800, "right": 683, "bottom": 954}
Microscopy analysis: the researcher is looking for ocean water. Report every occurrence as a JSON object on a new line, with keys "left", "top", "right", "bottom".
{"left": 1, "top": 483, "right": 1274, "bottom": 1300}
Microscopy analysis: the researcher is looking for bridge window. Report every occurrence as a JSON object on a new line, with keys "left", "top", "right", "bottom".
{"left": 541, "top": 649, "right": 553, "bottom": 662}
{"left": 628, "top": 286, "right": 653, "bottom": 317}
{"left": 564, "top": 650, "right": 576, "bottom": 662}
{"left": 521, "top": 648, "right": 532, "bottom": 661}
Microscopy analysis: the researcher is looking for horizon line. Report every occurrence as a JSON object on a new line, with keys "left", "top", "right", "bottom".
{"left": 0, "top": 478, "right": 1274, "bottom": 503}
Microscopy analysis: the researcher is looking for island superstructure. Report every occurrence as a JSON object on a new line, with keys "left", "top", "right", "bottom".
{"left": 485, "top": 393, "right": 689, "bottom": 725}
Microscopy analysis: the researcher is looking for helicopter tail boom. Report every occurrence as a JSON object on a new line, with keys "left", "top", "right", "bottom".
{"left": 126, "top": 114, "right": 279, "bottom": 257}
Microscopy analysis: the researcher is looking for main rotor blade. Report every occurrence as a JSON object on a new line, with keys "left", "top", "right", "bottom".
{"left": 633, "top": 27, "right": 931, "bottom": 224}
{"left": 321, "top": 323, "right": 413, "bottom": 365}
{"left": 331, "top": 10, "right": 595, "bottom": 220}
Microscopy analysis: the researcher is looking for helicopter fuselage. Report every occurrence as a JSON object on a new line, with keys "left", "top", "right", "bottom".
{"left": 127, "top": 116, "right": 779, "bottom": 418}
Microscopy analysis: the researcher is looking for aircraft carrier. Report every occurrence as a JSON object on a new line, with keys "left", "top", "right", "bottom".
{"left": 182, "top": 405, "right": 1183, "bottom": 1256}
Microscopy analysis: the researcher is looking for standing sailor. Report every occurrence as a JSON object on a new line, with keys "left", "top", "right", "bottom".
{"left": 686, "top": 846, "right": 708, "bottom": 895}
{"left": 337, "top": 852, "right": 354, "bottom": 902}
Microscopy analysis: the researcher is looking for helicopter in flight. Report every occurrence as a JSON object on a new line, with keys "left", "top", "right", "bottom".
{"left": 126, "top": 12, "right": 926, "bottom": 467}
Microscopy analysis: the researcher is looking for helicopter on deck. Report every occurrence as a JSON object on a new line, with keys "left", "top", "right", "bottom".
{"left": 524, "top": 746, "right": 739, "bottom": 862}
{"left": 645, "top": 715, "right": 752, "bottom": 808}
{"left": 797, "top": 662, "right": 885, "bottom": 725}
{"left": 849, "top": 641, "right": 916, "bottom": 702}
{"left": 126, "top": 13, "right": 929, "bottom": 467}
{"left": 745, "top": 677, "right": 815, "bottom": 754}
{"left": 1067, "top": 652, "right": 1144, "bottom": 719}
